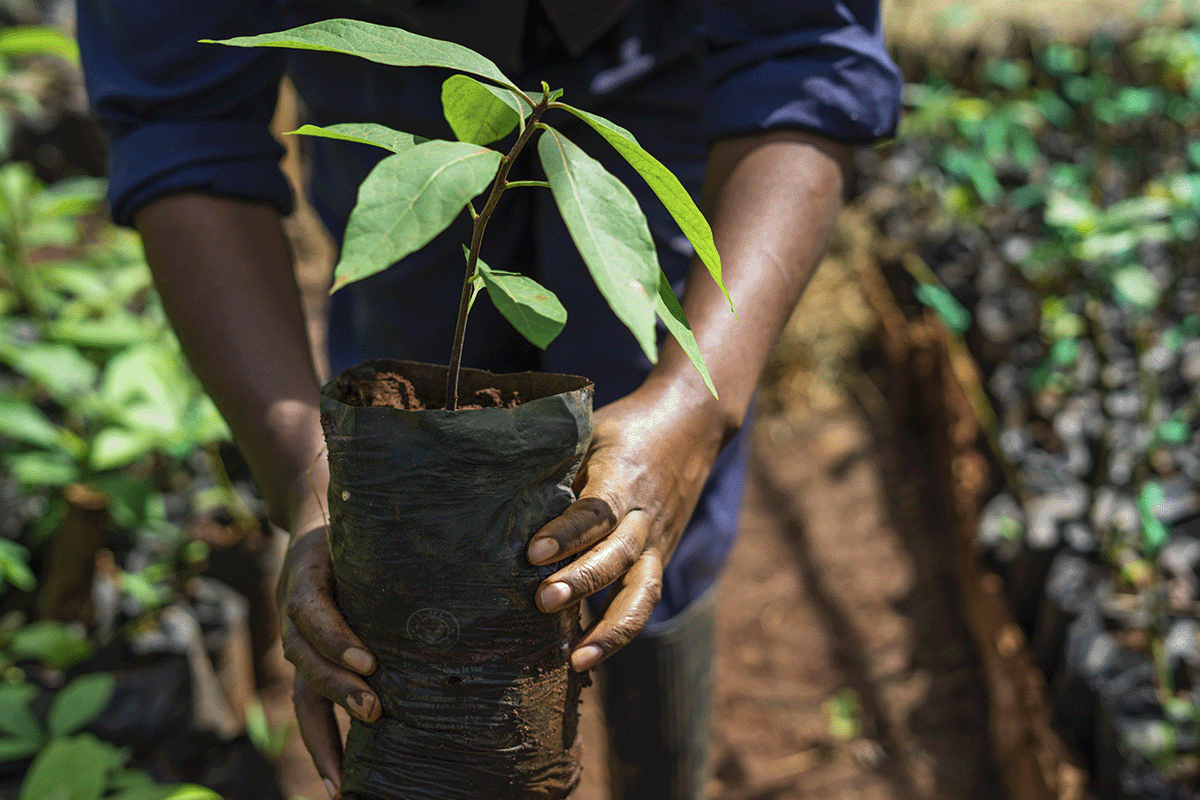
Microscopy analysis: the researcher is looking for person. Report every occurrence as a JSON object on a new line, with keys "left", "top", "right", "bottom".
{"left": 74, "top": 2, "right": 902, "bottom": 798}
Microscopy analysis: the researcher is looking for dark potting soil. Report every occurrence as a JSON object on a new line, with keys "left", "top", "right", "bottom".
{"left": 332, "top": 370, "right": 522, "bottom": 410}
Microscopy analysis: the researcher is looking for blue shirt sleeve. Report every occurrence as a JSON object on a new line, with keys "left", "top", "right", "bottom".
{"left": 701, "top": 0, "right": 902, "bottom": 144}
{"left": 76, "top": 0, "right": 292, "bottom": 226}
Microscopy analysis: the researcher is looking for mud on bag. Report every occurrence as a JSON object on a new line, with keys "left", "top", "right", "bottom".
{"left": 320, "top": 360, "right": 594, "bottom": 800}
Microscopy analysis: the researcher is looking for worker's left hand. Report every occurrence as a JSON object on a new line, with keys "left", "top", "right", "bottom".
{"left": 525, "top": 381, "right": 728, "bottom": 670}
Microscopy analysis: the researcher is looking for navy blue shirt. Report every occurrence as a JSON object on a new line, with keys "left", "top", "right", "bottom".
{"left": 76, "top": 0, "right": 902, "bottom": 228}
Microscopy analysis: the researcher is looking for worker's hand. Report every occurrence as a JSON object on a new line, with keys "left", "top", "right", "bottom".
{"left": 279, "top": 525, "right": 380, "bottom": 798}
{"left": 526, "top": 382, "right": 728, "bottom": 670}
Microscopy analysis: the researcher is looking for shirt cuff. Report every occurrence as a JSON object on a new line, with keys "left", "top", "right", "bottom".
{"left": 107, "top": 119, "right": 293, "bottom": 226}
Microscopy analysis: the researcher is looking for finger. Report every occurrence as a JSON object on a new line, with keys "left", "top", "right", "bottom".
{"left": 536, "top": 509, "right": 651, "bottom": 612}
{"left": 570, "top": 551, "right": 664, "bottom": 671}
{"left": 284, "top": 564, "right": 378, "bottom": 678}
{"left": 527, "top": 495, "right": 619, "bottom": 565}
{"left": 282, "top": 618, "right": 381, "bottom": 724}
{"left": 294, "top": 673, "right": 344, "bottom": 798}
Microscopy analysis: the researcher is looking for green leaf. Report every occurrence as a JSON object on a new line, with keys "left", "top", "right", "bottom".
{"left": 914, "top": 283, "right": 972, "bottom": 333}
{"left": 46, "top": 312, "right": 149, "bottom": 349}
{"left": 5, "top": 452, "right": 80, "bottom": 488}
{"left": 654, "top": 271, "right": 716, "bottom": 397}
{"left": 0, "top": 538, "right": 37, "bottom": 593}
{"left": 442, "top": 75, "right": 521, "bottom": 145}
{"left": 1138, "top": 481, "right": 1170, "bottom": 555}
{"left": 0, "top": 397, "right": 61, "bottom": 449}
{"left": 0, "top": 25, "right": 80, "bottom": 64}
{"left": 19, "top": 735, "right": 125, "bottom": 800}
{"left": 0, "top": 683, "right": 41, "bottom": 741}
{"left": 205, "top": 18, "right": 515, "bottom": 88}
{"left": 48, "top": 673, "right": 115, "bottom": 738}
{"left": 0, "top": 734, "right": 42, "bottom": 761}
{"left": 537, "top": 128, "right": 659, "bottom": 363}
{"left": 89, "top": 426, "right": 157, "bottom": 472}
{"left": 476, "top": 261, "right": 566, "bottom": 349}
{"left": 30, "top": 177, "right": 106, "bottom": 220}
{"left": 558, "top": 105, "right": 729, "bottom": 310}
{"left": 1112, "top": 265, "right": 1160, "bottom": 309}
{"left": 1157, "top": 418, "right": 1192, "bottom": 444}
{"left": 333, "top": 142, "right": 502, "bottom": 292}
{"left": 286, "top": 123, "right": 422, "bottom": 154}
{"left": 2, "top": 343, "right": 98, "bottom": 404}
{"left": 7, "top": 620, "right": 92, "bottom": 668}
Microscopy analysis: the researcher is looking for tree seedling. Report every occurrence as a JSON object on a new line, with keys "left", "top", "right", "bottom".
{"left": 207, "top": 18, "right": 730, "bottom": 409}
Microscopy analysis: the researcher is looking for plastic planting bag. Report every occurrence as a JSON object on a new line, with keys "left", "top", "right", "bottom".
{"left": 320, "top": 360, "right": 593, "bottom": 800}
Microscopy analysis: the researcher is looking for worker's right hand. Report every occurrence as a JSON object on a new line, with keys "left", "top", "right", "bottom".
{"left": 278, "top": 524, "right": 381, "bottom": 798}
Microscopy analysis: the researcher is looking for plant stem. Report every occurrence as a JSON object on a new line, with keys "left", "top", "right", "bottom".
{"left": 444, "top": 91, "right": 552, "bottom": 410}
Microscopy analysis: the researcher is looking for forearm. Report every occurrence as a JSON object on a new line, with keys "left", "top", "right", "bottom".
{"left": 135, "top": 193, "right": 328, "bottom": 536}
{"left": 644, "top": 129, "right": 851, "bottom": 436}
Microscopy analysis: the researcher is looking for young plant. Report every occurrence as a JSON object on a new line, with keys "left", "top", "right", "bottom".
{"left": 208, "top": 18, "right": 730, "bottom": 409}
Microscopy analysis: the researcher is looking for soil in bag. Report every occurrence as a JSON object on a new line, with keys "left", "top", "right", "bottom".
{"left": 320, "top": 360, "right": 594, "bottom": 800}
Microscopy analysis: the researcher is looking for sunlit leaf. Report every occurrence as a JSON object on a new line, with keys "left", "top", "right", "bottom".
{"left": 1112, "top": 265, "right": 1161, "bottom": 309}
{"left": 442, "top": 75, "right": 520, "bottom": 145}
{"left": 0, "top": 396, "right": 61, "bottom": 449}
{"left": 537, "top": 128, "right": 658, "bottom": 363}
{"left": 5, "top": 451, "right": 80, "bottom": 487}
{"left": 333, "top": 142, "right": 502, "bottom": 292}
{"left": 0, "top": 25, "right": 79, "bottom": 63}
{"left": 286, "top": 123, "right": 422, "bottom": 154}
{"left": 476, "top": 260, "right": 566, "bottom": 349}
{"left": 558, "top": 105, "right": 728, "bottom": 309}
{"left": 654, "top": 271, "right": 716, "bottom": 397}
{"left": 1138, "top": 481, "right": 1170, "bottom": 555}
{"left": 205, "top": 18, "right": 514, "bottom": 88}
{"left": 89, "top": 426, "right": 157, "bottom": 472}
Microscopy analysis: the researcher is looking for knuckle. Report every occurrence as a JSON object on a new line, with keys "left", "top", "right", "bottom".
{"left": 642, "top": 574, "right": 663, "bottom": 607}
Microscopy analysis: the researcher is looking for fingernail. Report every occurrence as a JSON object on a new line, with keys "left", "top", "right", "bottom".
{"left": 324, "top": 778, "right": 340, "bottom": 799}
{"left": 346, "top": 691, "right": 378, "bottom": 723}
{"left": 343, "top": 647, "right": 374, "bottom": 674}
{"left": 527, "top": 537, "right": 559, "bottom": 563}
{"left": 539, "top": 581, "right": 572, "bottom": 611}
{"left": 571, "top": 644, "right": 603, "bottom": 671}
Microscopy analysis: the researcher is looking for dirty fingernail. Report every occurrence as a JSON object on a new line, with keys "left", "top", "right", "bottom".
{"left": 346, "top": 691, "right": 378, "bottom": 723}
{"left": 527, "top": 537, "right": 559, "bottom": 563}
{"left": 324, "top": 778, "right": 340, "bottom": 799}
{"left": 539, "top": 581, "right": 572, "bottom": 611}
{"left": 571, "top": 644, "right": 603, "bottom": 671}
{"left": 343, "top": 647, "right": 374, "bottom": 674}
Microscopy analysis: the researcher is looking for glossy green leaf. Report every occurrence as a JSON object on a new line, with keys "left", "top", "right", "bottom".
{"left": 0, "top": 25, "right": 79, "bottom": 63}
{"left": 286, "top": 123, "right": 422, "bottom": 154}
{"left": 19, "top": 735, "right": 125, "bottom": 800}
{"left": 538, "top": 128, "right": 658, "bottom": 363}
{"left": 333, "top": 142, "right": 502, "bottom": 292}
{"left": 476, "top": 261, "right": 566, "bottom": 349}
{"left": 0, "top": 538, "right": 37, "bottom": 593}
{"left": 654, "top": 271, "right": 716, "bottom": 397}
{"left": 48, "top": 673, "right": 115, "bottom": 738}
{"left": 205, "top": 19, "right": 515, "bottom": 88}
{"left": 558, "top": 105, "right": 729, "bottom": 309}
{"left": 442, "top": 75, "right": 520, "bottom": 145}
{"left": 0, "top": 397, "right": 61, "bottom": 449}
{"left": 0, "top": 735, "right": 42, "bottom": 761}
